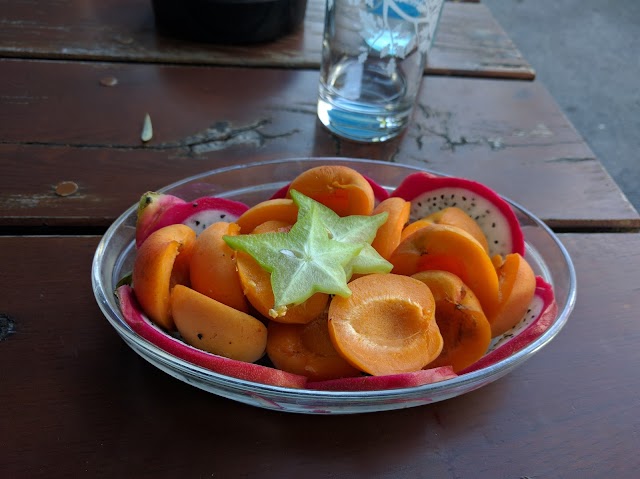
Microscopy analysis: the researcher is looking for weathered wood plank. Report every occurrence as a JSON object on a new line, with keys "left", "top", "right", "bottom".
{"left": 0, "top": 233, "right": 639, "bottom": 478}
{"left": 0, "top": 0, "right": 534, "bottom": 79}
{"left": 0, "top": 59, "right": 636, "bottom": 230}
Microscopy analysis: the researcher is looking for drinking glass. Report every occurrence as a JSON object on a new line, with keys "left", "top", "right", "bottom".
{"left": 317, "top": 0, "right": 445, "bottom": 142}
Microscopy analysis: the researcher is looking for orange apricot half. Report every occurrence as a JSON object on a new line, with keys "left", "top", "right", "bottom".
{"left": 400, "top": 207, "right": 490, "bottom": 254}
{"left": 328, "top": 274, "right": 443, "bottom": 376}
{"left": 487, "top": 253, "right": 536, "bottom": 337}
{"left": 400, "top": 218, "right": 431, "bottom": 241}
{"left": 370, "top": 197, "right": 411, "bottom": 260}
{"left": 266, "top": 312, "right": 362, "bottom": 381}
{"left": 389, "top": 223, "right": 499, "bottom": 313}
{"left": 412, "top": 270, "right": 492, "bottom": 372}
{"left": 235, "top": 251, "right": 329, "bottom": 324}
{"left": 235, "top": 198, "right": 298, "bottom": 234}
{"left": 424, "top": 206, "right": 490, "bottom": 254}
{"left": 286, "top": 165, "right": 375, "bottom": 216}
{"left": 189, "top": 222, "right": 249, "bottom": 313}
{"left": 132, "top": 224, "right": 196, "bottom": 330}
{"left": 171, "top": 285, "right": 267, "bottom": 363}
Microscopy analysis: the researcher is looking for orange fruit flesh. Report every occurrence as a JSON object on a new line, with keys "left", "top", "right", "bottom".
{"left": 286, "top": 165, "right": 375, "bottom": 216}
{"left": 189, "top": 222, "right": 249, "bottom": 313}
{"left": 488, "top": 253, "right": 536, "bottom": 337}
{"left": 371, "top": 197, "right": 411, "bottom": 260}
{"left": 412, "top": 270, "right": 492, "bottom": 372}
{"left": 171, "top": 284, "right": 267, "bottom": 363}
{"left": 425, "top": 207, "right": 490, "bottom": 254}
{"left": 328, "top": 274, "right": 443, "bottom": 376}
{"left": 132, "top": 224, "right": 196, "bottom": 331}
{"left": 390, "top": 223, "right": 499, "bottom": 314}
{"left": 266, "top": 313, "right": 361, "bottom": 381}
{"left": 235, "top": 251, "right": 329, "bottom": 324}
{"left": 235, "top": 198, "right": 298, "bottom": 234}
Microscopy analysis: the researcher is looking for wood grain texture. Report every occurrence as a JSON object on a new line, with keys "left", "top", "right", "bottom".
{"left": 0, "top": 233, "right": 638, "bottom": 478}
{"left": 0, "top": 59, "right": 637, "bottom": 231}
{"left": 0, "top": 0, "right": 534, "bottom": 79}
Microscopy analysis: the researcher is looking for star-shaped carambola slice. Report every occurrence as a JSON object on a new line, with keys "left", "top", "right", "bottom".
{"left": 290, "top": 190, "right": 393, "bottom": 277}
{"left": 224, "top": 201, "right": 364, "bottom": 314}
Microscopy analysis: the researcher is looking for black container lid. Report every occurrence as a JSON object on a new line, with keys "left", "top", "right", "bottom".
{"left": 151, "top": 0, "right": 308, "bottom": 45}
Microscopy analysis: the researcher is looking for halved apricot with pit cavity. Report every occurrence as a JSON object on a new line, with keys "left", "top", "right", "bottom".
{"left": 328, "top": 274, "right": 443, "bottom": 376}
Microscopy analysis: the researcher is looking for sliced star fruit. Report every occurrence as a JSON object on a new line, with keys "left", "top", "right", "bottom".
{"left": 224, "top": 192, "right": 392, "bottom": 314}
{"left": 290, "top": 190, "right": 392, "bottom": 277}
{"left": 224, "top": 200, "right": 364, "bottom": 313}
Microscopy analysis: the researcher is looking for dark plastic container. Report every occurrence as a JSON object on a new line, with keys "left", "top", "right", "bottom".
{"left": 151, "top": 0, "right": 308, "bottom": 45}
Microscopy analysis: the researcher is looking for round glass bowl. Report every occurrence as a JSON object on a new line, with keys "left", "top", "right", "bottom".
{"left": 92, "top": 158, "right": 576, "bottom": 414}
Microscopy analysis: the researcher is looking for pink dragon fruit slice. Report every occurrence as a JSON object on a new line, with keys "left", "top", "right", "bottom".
{"left": 135, "top": 192, "right": 186, "bottom": 248}
{"left": 117, "top": 285, "right": 308, "bottom": 389}
{"left": 390, "top": 172, "right": 525, "bottom": 257}
{"left": 135, "top": 193, "right": 249, "bottom": 247}
{"left": 364, "top": 175, "right": 390, "bottom": 202}
{"left": 268, "top": 183, "right": 289, "bottom": 200}
{"left": 306, "top": 366, "right": 457, "bottom": 392}
{"left": 270, "top": 175, "right": 390, "bottom": 203}
{"left": 459, "top": 276, "right": 558, "bottom": 374}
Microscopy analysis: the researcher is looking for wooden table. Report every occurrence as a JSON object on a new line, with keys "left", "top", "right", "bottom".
{"left": 1, "top": 1, "right": 639, "bottom": 477}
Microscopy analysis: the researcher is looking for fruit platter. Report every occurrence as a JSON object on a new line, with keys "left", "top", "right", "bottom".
{"left": 92, "top": 158, "right": 576, "bottom": 414}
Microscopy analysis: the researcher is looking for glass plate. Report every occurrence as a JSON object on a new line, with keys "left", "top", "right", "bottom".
{"left": 92, "top": 158, "right": 577, "bottom": 414}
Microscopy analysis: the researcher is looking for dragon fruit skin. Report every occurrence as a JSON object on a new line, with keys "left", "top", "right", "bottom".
{"left": 306, "top": 366, "right": 457, "bottom": 392}
{"left": 135, "top": 193, "right": 249, "bottom": 248}
{"left": 116, "top": 285, "right": 308, "bottom": 389}
{"left": 459, "top": 276, "right": 558, "bottom": 374}
{"left": 390, "top": 172, "right": 525, "bottom": 257}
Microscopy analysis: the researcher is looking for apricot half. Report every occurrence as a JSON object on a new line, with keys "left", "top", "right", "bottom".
{"left": 412, "top": 270, "right": 492, "bottom": 372}
{"left": 400, "top": 207, "right": 490, "bottom": 253}
{"left": 118, "top": 285, "right": 307, "bottom": 388}
{"left": 235, "top": 198, "right": 298, "bottom": 234}
{"left": 400, "top": 218, "right": 431, "bottom": 242}
{"left": 389, "top": 223, "right": 499, "bottom": 313}
{"left": 171, "top": 285, "right": 267, "bottom": 363}
{"left": 132, "top": 223, "right": 196, "bottom": 330}
{"left": 370, "top": 197, "right": 411, "bottom": 260}
{"left": 286, "top": 165, "right": 375, "bottom": 216}
{"left": 328, "top": 274, "right": 443, "bottom": 376}
{"left": 424, "top": 206, "right": 490, "bottom": 254}
{"left": 266, "top": 312, "right": 362, "bottom": 381}
{"left": 487, "top": 253, "right": 536, "bottom": 337}
{"left": 189, "top": 222, "right": 249, "bottom": 313}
